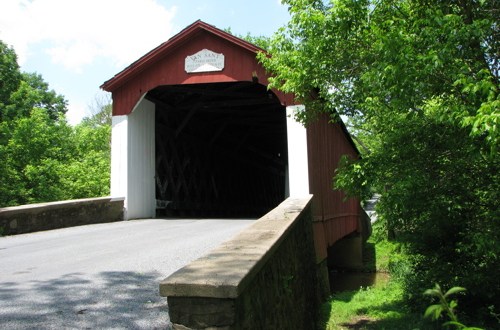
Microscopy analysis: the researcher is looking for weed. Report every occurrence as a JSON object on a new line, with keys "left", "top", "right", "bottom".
{"left": 424, "top": 284, "right": 484, "bottom": 330}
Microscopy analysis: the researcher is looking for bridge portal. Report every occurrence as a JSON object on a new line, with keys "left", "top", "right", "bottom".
{"left": 149, "top": 82, "right": 287, "bottom": 217}
{"left": 102, "top": 20, "right": 308, "bottom": 220}
{"left": 101, "top": 20, "right": 367, "bottom": 268}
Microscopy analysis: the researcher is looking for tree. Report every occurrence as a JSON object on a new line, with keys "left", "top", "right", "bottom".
{"left": 0, "top": 41, "right": 22, "bottom": 123}
{"left": 0, "top": 40, "right": 73, "bottom": 206}
{"left": 0, "top": 40, "right": 111, "bottom": 206}
{"left": 224, "top": 28, "right": 272, "bottom": 50}
{"left": 0, "top": 108, "right": 75, "bottom": 205}
{"left": 260, "top": 0, "right": 499, "bottom": 323}
{"left": 4, "top": 72, "right": 67, "bottom": 121}
{"left": 61, "top": 99, "right": 111, "bottom": 199}
{"left": 83, "top": 93, "right": 112, "bottom": 127}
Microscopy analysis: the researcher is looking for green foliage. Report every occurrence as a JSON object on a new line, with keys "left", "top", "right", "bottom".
{"left": 240, "top": 33, "right": 272, "bottom": 51}
{"left": 321, "top": 233, "right": 435, "bottom": 330}
{"left": 60, "top": 121, "right": 110, "bottom": 199}
{"left": 262, "top": 0, "right": 499, "bottom": 323}
{"left": 0, "top": 49, "right": 72, "bottom": 206}
{"left": 83, "top": 93, "right": 112, "bottom": 127}
{"left": 5, "top": 72, "right": 68, "bottom": 121}
{"left": 261, "top": 0, "right": 499, "bottom": 148}
{"left": 322, "top": 223, "right": 491, "bottom": 329}
{"left": 424, "top": 284, "right": 483, "bottom": 330}
{"left": 322, "top": 280, "right": 435, "bottom": 330}
{"left": 369, "top": 220, "right": 402, "bottom": 272}
{"left": 0, "top": 108, "right": 74, "bottom": 205}
{"left": 0, "top": 40, "right": 111, "bottom": 207}
{"left": 0, "top": 41, "right": 22, "bottom": 121}
{"left": 223, "top": 27, "right": 271, "bottom": 50}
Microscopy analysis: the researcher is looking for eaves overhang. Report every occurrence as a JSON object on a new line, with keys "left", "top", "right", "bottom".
{"left": 101, "top": 20, "right": 267, "bottom": 92}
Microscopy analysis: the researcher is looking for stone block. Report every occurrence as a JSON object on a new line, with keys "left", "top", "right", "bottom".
{"left": 168, "top": 297, "right": 235, "bottom": 329}
{"left": 0, "top": 197, "right": 124, "bottom": 235}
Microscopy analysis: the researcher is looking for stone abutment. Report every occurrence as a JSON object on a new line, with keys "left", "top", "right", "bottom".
{"left": 160, "top": 195, "right": 327, "bottom": 329}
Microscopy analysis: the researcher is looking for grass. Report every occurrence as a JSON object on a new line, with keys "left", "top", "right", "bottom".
{"left": 320, "top": 219, "right": 496, "bottom": 330}
{"left": 320, "top": 278, "right": 436, "bottom": 329}
{"left": 320, "top": 225, "right": 438, "bottom": 330}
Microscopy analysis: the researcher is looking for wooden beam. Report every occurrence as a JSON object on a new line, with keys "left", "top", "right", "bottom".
{"left": 210, "top": 122, "right": 228, "bottom": 147}
{"left": 175, "top": 105, "right": 199, "bottom": 138}
{"left": 155, "top": 85, "right": 271, "bottom": 99}
{"left": 145, "top": 94, "right": 175, "bottom": 110}
{"left": 195, "top": 98, "right": 279, "bottom": 109}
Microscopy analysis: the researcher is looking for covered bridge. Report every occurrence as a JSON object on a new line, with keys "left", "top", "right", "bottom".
{"left": 101, "top": 20, "right": 368, "bottom": 268}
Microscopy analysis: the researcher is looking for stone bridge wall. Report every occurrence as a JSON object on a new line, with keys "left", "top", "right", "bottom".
{"left": 160, "top": 195, "right": 325, "bottom": 329}
{"left": 0, "top": 197, "right": 124, "bottom": 235}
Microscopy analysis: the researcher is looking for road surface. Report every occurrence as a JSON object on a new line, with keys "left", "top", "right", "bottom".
{"left": 0, "top": 218, "right": 254, "bottom": 329}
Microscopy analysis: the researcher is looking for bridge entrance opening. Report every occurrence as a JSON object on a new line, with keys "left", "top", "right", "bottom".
{"left": 147, "top": 81, "right": 288, "bottom": 218}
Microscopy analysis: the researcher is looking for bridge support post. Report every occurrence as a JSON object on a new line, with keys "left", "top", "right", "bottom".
{"left": 285, "top": 105, "right": 309, "bottom": 197}
{"left": 327, "top": 233, "right": 364, "bottom": 270}
{"left": 111, "top": 96, "right": 155, "bottom": 220}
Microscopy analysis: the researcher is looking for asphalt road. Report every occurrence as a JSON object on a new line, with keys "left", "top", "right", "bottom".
{"left": 0, "top": 218, "right": 254, "bottom": 329}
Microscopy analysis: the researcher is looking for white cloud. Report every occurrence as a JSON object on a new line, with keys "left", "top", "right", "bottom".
{"left": 46, "top": 41, "right": 98, "bottom": 74}
{"left": 0, "top": 0, "right": 177, "bottom": 72}
{"left": 66, "top": 101, "right": 87, "bottom": 126}
{"left": 196, "top": 4, "right": 208, "bottom": 11}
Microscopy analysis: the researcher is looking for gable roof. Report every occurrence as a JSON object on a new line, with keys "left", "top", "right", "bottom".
{"left": 101, "top": 20, "right": 266, "bottom": 92}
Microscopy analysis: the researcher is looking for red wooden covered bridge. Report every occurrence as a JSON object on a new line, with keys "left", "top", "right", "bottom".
{"left": 101, "top": 20, "right": 370, "bottom": 270}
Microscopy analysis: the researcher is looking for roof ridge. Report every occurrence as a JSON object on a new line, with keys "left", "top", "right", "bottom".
{"left": 101, "top": 20, "right": 265, "bottom": 92}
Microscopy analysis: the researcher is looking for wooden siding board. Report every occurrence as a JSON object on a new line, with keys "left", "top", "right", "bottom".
{"left": 307, "top": 114, "right": 361, "bottom": 248}
{"left": 313, "top": 221, "right": 328, "bottom": 262}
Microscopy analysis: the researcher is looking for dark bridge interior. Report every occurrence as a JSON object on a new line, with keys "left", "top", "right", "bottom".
{"left": 146, "top": 81, "right": 288, "bottom": 217}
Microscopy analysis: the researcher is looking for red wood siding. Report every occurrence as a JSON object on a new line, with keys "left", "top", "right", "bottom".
{"left": 307, "top": 114, "right": 361, "bottom": 261}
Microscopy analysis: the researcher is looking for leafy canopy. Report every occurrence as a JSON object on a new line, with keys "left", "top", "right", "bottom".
{"left": 0, "top": 40, "right": 110, "bottom": 207}
{"left": 262, "top": 0, "right": 498, "bottom": 150}
{"left": 261, "top": 0, "right": 499, "bottom": 323}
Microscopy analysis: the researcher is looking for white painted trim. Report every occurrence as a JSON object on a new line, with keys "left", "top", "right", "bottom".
{"left": 286, "top": 105, "right": 310, "bottom": 197}
{"left": 127, "top": 98, "right": 156, "bottom": 219}
{"left": 111, "top": 115, "right": 129, "bottom": 218}
{"left": 111, "top": 95, "right": 156, "bottom": 220}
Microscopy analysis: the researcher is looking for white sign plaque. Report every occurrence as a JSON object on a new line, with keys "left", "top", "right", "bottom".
{"left": 185, "top": 49, "right": 225, "bottom": 73}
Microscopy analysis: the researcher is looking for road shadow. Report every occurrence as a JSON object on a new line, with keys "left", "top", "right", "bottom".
{"left": 0, "top": 271, "right": 171, "bottom": 329}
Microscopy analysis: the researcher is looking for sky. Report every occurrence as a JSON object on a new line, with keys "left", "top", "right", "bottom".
{"left": 0, "top": 0, "right": 291, "bottom": 125}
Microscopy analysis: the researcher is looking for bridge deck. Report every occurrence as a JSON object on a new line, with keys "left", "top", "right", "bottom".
{"left": 0, "top": 218, "right": 254, "bottom": 329}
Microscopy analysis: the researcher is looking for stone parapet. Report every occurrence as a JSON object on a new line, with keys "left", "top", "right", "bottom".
{"left": 0, "top": 197, "right": 124, "bottom": 235}
{"left": 160, "top": 195, "right": 322, "bottom": 329}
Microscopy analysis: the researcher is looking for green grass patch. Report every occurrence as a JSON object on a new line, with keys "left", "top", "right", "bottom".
{"left": 320, "top": 220, "right": 438, "bottom": 329}
{"left": 320, "top": 279, "right": 436, "bottom": 329}
{"left": 372, "top": 239, "right": 397, "bottom": 272}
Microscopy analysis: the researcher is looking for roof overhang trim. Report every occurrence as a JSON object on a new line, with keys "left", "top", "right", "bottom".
{"left": 101, "top": 20, "right": 266, "bottom": 92}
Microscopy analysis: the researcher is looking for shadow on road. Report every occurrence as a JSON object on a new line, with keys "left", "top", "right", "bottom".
{"left": 0, "top": 271, "right": 171, "bottom": 329}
